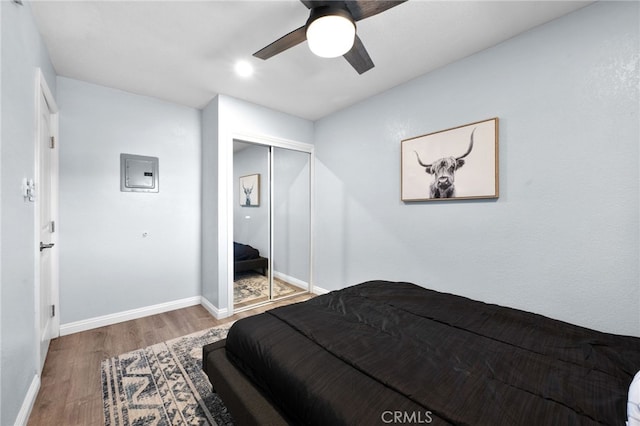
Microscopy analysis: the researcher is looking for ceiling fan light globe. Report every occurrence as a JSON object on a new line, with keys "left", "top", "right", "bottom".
{"left": 307, "top": 15, "right": 355, "bottom": 58}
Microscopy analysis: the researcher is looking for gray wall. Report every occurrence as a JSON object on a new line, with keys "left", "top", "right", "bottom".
{"left": 57, "top": 77, "right": 202, "bottom": 324}
{"left": 201, "top": 97, "right": 220, "bottom": 306}
{"left": 0, "top": 1, "right": 57, "bottom": 424}
{"left": 314, "top": 1, "right": 639, "bottom": 336}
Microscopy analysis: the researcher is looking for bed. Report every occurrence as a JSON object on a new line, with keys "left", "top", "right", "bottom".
{"left": 203, "top": 280, "right": 640, "bottom": 425}
{"left": 233, "top": 242, "right": 268, "bottom": 276}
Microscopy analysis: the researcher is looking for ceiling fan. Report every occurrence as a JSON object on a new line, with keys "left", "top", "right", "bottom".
{"left": 253, "top": 0, "right": 407, "bottom": 74}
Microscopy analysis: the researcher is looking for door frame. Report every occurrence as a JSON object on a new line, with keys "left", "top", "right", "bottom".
{"left": 34, "top": 69, "right": 59, "bottom": 372}
{"left": 226, "top": 132, "right": 314, "bottom": 317}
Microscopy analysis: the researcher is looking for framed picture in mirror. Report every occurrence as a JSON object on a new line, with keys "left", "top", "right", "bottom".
{"left": 240, "top": 174, "right": 260, "bottom": 206}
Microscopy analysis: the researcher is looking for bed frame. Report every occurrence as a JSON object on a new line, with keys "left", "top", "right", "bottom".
{"left": 234, "top": 256, "right": 268, "bottom": 276}
{"left": 202, "top": 340, "right": 288, "bottom": 426}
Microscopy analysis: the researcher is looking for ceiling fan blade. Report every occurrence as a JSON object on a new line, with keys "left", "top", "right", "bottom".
{"left": 345, "top": 0, "right": 407, "bottom": 22}
{"left": 299, "top": 0, "right": 331, "bottom": 9}
{"left": 343, "top": 35, "right": 374, "bottom": 74}
{"left": 253, "top": 25, "right": 307, "bottom": 60}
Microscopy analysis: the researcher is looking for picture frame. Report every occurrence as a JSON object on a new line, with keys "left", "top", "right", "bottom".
{"left": 239, "top": 174, "right": 260, "bottom": 206}
{"left": 401, "top": 118, "right": 499, "bottom": 201}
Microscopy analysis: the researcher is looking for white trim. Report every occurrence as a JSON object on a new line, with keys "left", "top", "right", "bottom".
{"left": 308, "top": 148, "right": 315, "bottom": 295}
{"left": 232, "top": 131, "right": 314, "bottom": 154}
{"left": 312, "top": 285, "right": 329, "bottom": 295}
{"left": 273, "top": 271, "right": 308, "bottom": 290}
{"left": 200, "top": 296, "right": 229, "bottom": 320}
{"left": 37, "top": 70, "right": 58, "bottom": 114}
{"left": 268, "top": 146, "right": 273, "bottom": 298}
{"left": 14, "top": 374, "right": 39, "bottom": 426}
{"left": 219, "top": 121, "right": 233, "bottom": 319}
{"left": 59, "top": 296, "right": 201, "bottom": 336}
{"left": 34, "top": 69, "right": 59, "bottom": 374}
{"left": 224, "top": 130, "right": 234, "bottom": 318}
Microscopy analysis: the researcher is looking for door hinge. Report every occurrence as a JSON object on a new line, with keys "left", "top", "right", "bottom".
{"left": 50, "top": 136, "right": 55, "bottom": 149}
{"left": 51, "top": 220, "right": 55, "bottom": 233}
{"left": 51, "top": 304, "right": 55, "bottom": 317}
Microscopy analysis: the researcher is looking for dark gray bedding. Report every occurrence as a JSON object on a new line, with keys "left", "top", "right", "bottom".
{"left": 222, "top": 281, "right": 640, "bottom": 425}
{"left": 233, "top": 242, "right": 260, "bottom": 261}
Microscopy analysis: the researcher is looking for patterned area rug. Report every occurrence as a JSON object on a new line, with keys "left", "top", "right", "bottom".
{"left": 234, "top": 272, "right": 299, "bottom": 305}
{"left": 102, "top": 324, "right": 234, "bottom": 426}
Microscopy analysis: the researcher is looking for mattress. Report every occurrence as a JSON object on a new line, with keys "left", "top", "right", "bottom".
{"left": 224, "top": 280, "right": 640, "bottom": 425}
{"left": 233, "top": 242, "right": 260, "bottom": 261}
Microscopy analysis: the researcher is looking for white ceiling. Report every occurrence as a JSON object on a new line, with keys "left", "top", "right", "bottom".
{"left": 30, "top": 0, "right": 592, "bottom": 121}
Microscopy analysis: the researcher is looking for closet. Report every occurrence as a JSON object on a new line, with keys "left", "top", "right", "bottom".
{"left": 231, "top": 138, "right": 312, "bottom": 310}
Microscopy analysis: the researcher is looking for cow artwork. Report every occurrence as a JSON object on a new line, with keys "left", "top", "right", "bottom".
{"left": 401, "top": 117, "right": 498, "bottom": 202}
{"left": 414, "top": 128, "right": 476, "bottom": 199}
{"left": 239, "top": 174, "right": 260, "bottom": 206}
{"left": 242, "top": 184, "right": 254, "bottom": 206}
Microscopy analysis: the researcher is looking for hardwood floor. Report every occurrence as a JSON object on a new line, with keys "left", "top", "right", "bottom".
{"left": 27, "top": 293, "right": 314, "bottom": 426}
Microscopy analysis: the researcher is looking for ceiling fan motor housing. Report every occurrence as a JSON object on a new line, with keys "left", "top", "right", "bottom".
{"left": 306, "top": 4, "right": 355, "bottom": 27}
{"left": 305, "top": 4, "right": 356, "bottom": 58}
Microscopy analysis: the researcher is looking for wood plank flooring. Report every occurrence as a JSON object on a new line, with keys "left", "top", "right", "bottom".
{"left": 27, "top": 293, "right": 314, "bottom": 426}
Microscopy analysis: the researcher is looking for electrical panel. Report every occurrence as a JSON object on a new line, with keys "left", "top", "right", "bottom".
{"left": 120, "top": 153, "right": 159, "bottom": 193}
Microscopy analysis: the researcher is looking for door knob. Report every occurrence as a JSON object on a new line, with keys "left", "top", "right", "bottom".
{"left": 40, "top": 242, "right": 55, "bottom": 252}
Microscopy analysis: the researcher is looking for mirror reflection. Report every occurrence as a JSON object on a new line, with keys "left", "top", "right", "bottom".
{"left": 272, "top": 147, "right": 310, "bottom": 298}
{"left": 233, "top": 142, "right": 270, "bottom": 309}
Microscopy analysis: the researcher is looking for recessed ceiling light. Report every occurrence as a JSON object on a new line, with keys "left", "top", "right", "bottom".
{"left": 234, "top": 60, "right": 254, "bottom": 78}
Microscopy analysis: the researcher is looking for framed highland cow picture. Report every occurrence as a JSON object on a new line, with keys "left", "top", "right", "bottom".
{"left": 239, "top": 174, "right": 260, "bottom": 206}
{"left": 401, "top": 118, "right": 499, "bottom": 202}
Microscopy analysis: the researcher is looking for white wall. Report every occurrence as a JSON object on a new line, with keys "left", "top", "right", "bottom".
{"left": 57, "top": 77, "right": 202, "bottom": 325}
{"left": 201, "top": 95, "right": 314, "bottom": 313}
{"left": 314, "top": 1, "right": 639, "bottom": 336}
{"left": 0, "top": 1, "right": 57, "bottom": 424}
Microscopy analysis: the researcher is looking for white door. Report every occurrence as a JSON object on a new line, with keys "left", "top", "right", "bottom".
{"left": 37, "top": 89, "right": 55, "bottom": 370}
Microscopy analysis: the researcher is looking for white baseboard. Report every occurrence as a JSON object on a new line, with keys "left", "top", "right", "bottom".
{"left": 311, "top": 285, "right": 329, "bottom": 295}
{"left": 15, "top": 374, "right": 40, "bottom": 426}
{"left": 58, "top": 286, "right": 325, "bottom": 337}
{"left": 59, "top": 296, "right": 202, "bottom": 336}
{"left": 200, "top": 297, "right": 229, "bottom": 319}
{"left": 273, "top": 271, "right": 328, "bottom": 295}
{"left": 273, "top": 271, "right": 308, "bottom": 290}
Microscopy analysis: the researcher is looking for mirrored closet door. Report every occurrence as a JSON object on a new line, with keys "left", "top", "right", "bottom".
{"left": 233, "top": 142, "right": 271, "bottom": 309}
{"left": 272, "top": 147, "right": 311, "bottom": 301}
{"left": 232, "top": 140, "right": 311, "bottom": 311}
